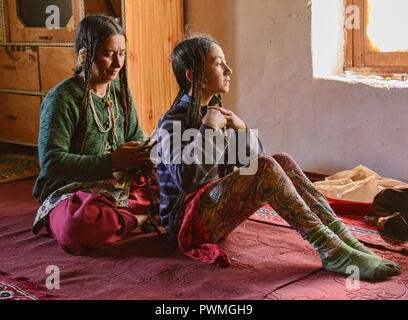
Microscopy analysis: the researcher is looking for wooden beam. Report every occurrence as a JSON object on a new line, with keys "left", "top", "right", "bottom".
{"left": 124, "top": 0, "right": 183, "bottom": 134}
{"left": 344, "top": 0, "right": 354, "bottom": 68}
{"left": 352, "top": 0, "right": 365, "bottom": 67}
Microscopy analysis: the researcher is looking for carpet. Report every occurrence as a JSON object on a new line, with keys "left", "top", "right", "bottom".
{"left": 0, "top": 271, "right": 59, "bottom": 300}
{"left": 250, "top": 204, "right": 408, "bottom": 254}
{"left": 0, "top": 153, "right": 39, "bottom": 184}
{"left": 1, "top": 178, "right": 408, "bottom": 300}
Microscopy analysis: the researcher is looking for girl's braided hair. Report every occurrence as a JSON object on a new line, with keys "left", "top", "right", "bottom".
{"left": 170, "top": 36, "right": 223, "bottom": 127}
{"left": 71, "top": 14, "right": 131, "bottom": 153}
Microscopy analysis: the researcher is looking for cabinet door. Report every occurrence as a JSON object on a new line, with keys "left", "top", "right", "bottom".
{"left": 0, "top": 93, "right": 41, "bottom": 145}
{"left": 0, "top": 46, "right": 40, "bottom": 91}
{"left": 7, "top": 0, "right": 80, "bottom": 43}
{"left": 39, "top": 47, "right": 77, "bottom": 92}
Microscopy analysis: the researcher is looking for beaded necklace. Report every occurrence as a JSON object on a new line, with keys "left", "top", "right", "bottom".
{"left": 89, "top": 81, "right": 120, "bottom": 144}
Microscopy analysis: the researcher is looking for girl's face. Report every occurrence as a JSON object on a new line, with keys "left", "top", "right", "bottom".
{"left": 92, "top": 34, "right": 126, "bottom": 84}
{"left": 202, "top": 44, "right": 233, "bottom": 97}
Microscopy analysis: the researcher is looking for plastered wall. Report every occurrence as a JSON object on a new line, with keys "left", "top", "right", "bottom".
{"left": 184, "top": 0, "right": 408, "bottom": 182}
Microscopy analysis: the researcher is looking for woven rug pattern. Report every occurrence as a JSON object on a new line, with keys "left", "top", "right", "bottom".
{"left": 250, "top": 205, "right": 408, "bottom": 254}
{"left": 0, "top": 271, "right": 58, "bottom": 300}
{"left": 0, "top": 153, "right": 39, "bottom": 184}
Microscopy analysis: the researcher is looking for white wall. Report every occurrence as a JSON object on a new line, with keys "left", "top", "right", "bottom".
{"left": 312, "top": 0, "right": 346, "bottom": 77}
{"left": 185, "top": 0, "right": 408, "bottom": 182}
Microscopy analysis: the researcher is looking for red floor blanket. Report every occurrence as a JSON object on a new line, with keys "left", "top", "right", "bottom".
{"left": 1, "top": 177, "right": 408, "bottom": 300}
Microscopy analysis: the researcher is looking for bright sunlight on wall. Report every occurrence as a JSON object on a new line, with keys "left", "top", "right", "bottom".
{"left": 311, "top": 0, "right": 345, "bottom": 77}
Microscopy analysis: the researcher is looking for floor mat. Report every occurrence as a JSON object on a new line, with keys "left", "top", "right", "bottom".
{"left": 0, "top": 178, "right": 325, "bottom": 300}
{"left": 250, "top": 205, "right": 408, "bottom": 254}
{"left": 0, "top": 153, "right": 39, "bottom": 184}
{"left": 1, "top": 178, "right": 407, "bottom": 300}
{"left": 0, "top": 271, "right": 59, "bottom": 300}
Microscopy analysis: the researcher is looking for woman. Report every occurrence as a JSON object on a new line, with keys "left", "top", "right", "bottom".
{"left": 32, "top": 15, "right": 158, "bottom": 254}
{"left": 155, "top": 36, "right": 401, "bottom": 280}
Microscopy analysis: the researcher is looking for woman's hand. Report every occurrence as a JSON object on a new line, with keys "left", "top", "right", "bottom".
{"left": 202, "top": 107, "right": 227, "bottom": 130}
{"left": 207, "top": 106, "right": 246, "bottom": 131}
{"left": 111, "top": 141, "right": 155, "bottom": 171}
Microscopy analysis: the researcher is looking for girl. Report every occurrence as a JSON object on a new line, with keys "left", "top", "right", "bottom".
{"left": 32, "top": 15, "right": 158, "bottom": 254}
{"left": 156, "top": 36, "right": 401, "bottom": 280}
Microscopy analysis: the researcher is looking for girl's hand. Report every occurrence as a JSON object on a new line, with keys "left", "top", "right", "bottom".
{"left": 202, "top": 108, "right": 227, "bottom": 130}
{"left": 207, "top": 106, "right": 246, "bottom": 131}
{"left": 111, "top": 141, "right": 155, "bottom": 171}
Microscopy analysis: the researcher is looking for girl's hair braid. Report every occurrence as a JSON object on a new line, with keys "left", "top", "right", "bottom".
{"left": 171, "top": 36, "right": 218, "bottom": 128}
{"left": 171, "top": 89, "right": 185, "bottom": 108}
{"left": 188, "top": 63, "right": 205, "bottom": 128}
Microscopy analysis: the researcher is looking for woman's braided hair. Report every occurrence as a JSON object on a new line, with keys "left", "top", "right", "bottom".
{"left": 71, "top": 14, "right": 131, "bottom": 153}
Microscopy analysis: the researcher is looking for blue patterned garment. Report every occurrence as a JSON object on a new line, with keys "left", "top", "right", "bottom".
{"left": 155, "top": 95, "right": 265, "bottom": 239}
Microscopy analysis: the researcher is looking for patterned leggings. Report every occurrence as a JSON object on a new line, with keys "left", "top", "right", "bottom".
{"left": 198, "top": 153, "right": 339, "bottom": 243}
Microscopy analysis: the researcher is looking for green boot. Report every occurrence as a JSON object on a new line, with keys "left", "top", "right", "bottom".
{"left": 307, "top": 225, "right": 401, "bottom": 280}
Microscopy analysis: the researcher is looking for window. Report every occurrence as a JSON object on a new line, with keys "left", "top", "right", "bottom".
{"left": 345, "top": 0, "right": 408, "bottom": 73}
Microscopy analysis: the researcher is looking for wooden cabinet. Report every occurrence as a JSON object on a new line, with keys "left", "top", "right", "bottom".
{"left": 0, "top": 0, "right": 184, "bottom": 145}
{"left": 0, "top": 93, "right": 41, "bottom": 145}
{"left": 0, "top": 46, "right": 40, "bottom": 91}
